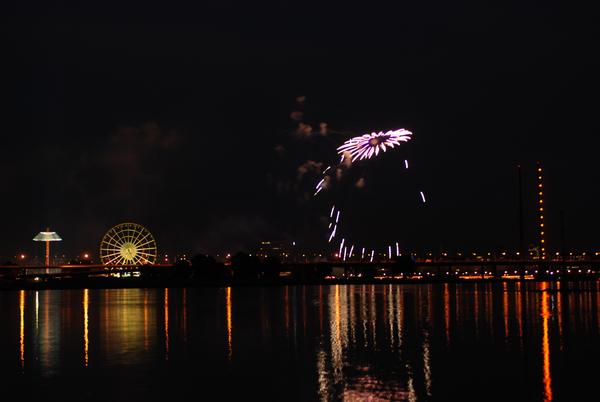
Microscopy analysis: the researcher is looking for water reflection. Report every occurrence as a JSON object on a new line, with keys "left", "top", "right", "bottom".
{"left": 313, "top": 282, "right": 589, "bottom": 401}
{"left": 541, "top": 283, "right": 553, "bottom": 402}
{"left": 19, "top": 289, "right": 25, "bottom": 370}
{"left": 3, "top": 283, "right": 600, "bottom": 401}
{"left": 83, "top": 289, "right": 89, "bottom": 367}
{"left": 226, "top": 287, "right": 232, "bottom": 360}
{"left": 164, "top": 288, "right": 169, "bottom": 360}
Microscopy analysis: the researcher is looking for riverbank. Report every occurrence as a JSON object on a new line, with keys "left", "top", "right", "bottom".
{"left": 1, "top": 274, "right": 598, "bottom": 291}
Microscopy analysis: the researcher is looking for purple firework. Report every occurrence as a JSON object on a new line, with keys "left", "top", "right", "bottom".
{"left": 337, "top": 129, "right": 412, "bottom": 162}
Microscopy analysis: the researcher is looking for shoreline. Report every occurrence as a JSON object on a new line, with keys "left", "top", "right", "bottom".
{"left": 1, "top": 276, "right": 598, "bottom": 291}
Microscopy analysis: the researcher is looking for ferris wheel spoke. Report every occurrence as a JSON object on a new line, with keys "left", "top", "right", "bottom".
{"left": 104, "top": 232, "right": 124, "bottom": 247}
{"left": 130, "top": 230, "right": 139, "bottom": 245}
{"left": 108, "top": 230, "right": 125, "bottom": 245}
{"left": 132, "top": 232, "right": 152, "bottom": 248}
{"left": 125, "top": 228, "right": 135, "bottom": 247}
{"left": 119, "top": 226, "right": 133, "bottom": 244}
{"left": 101, "top": 245, "right": 122, "bottom": 257}
{"left": 104, "top": 254, "right": 123, "bottom": 266}
{"left": 131, "top": 228, "right": 149, "bottom": 246}
{"left": 101, "top": 240, "right": 121, "bottom": 250}
{"left": 131, "top": 228, "right": 143, "bottom": 244}
{"left": 135, "top": 239, "right": 157, "bottom": 248}
{"left": 100, "top": 249, "right": 121, "bottom": 257}
{"left": 115, "top": 228, "right": 130, "bottom": 246}
{"left": 100, "top": 244, "right": 122, "bottom": 251}
{"left": 136, "top": 247, "right": 157, "bottom": 251}
{"left": 138, "top": 251, "right": 156, "bottom": 258}
{"left": 100, "top": 250, "right": 124, "bottom": 259}
{"left": 114, "top": 255, "right": 129, "bottom": 266}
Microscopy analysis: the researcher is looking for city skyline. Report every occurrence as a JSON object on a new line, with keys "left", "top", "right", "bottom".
{"left": 2, "top": 159, "right": 595, "bottom": 262}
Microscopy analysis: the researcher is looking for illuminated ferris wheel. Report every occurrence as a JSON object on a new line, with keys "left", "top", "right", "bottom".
{"left": 99, "top": 223, "right": 158, "bottom": 266}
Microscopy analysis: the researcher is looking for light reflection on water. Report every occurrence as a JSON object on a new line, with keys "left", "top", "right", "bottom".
{"left": 3, "top": 282, "right": 600, "bottom": 401}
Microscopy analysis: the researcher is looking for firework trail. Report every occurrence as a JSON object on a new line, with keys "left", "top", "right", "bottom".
{"left": 337, "top": 129, "right": 412, "bottom": 162}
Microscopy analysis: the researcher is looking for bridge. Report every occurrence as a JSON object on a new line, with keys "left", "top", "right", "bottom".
{"left": 0, "top": 259, "right": 599, "bottom": 288}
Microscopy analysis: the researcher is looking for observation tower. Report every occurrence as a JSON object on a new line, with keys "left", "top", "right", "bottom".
{"left": 33, "top": 228, "right": 62, "bottom": 267}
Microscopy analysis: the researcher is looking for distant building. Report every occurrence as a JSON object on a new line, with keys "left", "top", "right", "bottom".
{"left": 256, "top": 240, "right": 295, "bottom": 261}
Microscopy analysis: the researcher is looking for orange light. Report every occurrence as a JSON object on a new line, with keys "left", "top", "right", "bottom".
{"left": 540, "top": 223, "right": 544, "bottom": 227}
{"left": 541, "top": 232, "right": 544, "bottom": 235}
{"left": 541, "top": 239, "right": 545, "bottom": 243}
{"left": 540, "top": 207, "right": 544, "bottom": 212}
{"left": 540, "top": 216, "right": 544, "bottom": 220}
{"left": 539, "top": 192, "right": 543, "bottom": 196}
{"left": 538, "top": 176, "right": 542, "bottom": 180}
{"left": 539, "top": 200, "right": 543, "bottom": 203}
{"left": 19, "top": 254, "right": 26, "bottom": 259}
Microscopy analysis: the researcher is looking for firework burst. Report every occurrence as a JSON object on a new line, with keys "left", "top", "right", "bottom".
{"left": 312, "top": 124, "right": 425, "bottom": 262}
{"left": 337, "top": 129, "right": 412, "bottom": 162}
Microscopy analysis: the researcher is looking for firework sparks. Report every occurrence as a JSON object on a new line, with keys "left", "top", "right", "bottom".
{"left": 328, "top": 225, "right": 337, "bottom": 242}
{"left": 317, "top": 125, "right": 424, "bottom": 262}
{"left": 314, "top": 178, "right": 327, "bottom": 196}
{"left": 337, "top": 129, "right": 412, "bottom": 162}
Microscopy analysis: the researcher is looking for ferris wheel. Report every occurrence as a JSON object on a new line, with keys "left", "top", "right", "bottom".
{"left": 99, "top": 223, "right": 158, "bottom": 266}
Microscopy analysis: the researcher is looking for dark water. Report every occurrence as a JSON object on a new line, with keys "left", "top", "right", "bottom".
{"left": 2, "top": 282, "right": 599, "bottom": 401}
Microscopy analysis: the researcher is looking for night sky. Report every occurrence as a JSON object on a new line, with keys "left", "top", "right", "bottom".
{"left": 3, "top": 1, "right": 599, "bottom": 258}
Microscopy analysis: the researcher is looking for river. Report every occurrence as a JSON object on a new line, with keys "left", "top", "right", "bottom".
{"left": 2, "top": 282, "right": 599, "bottom": 401}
